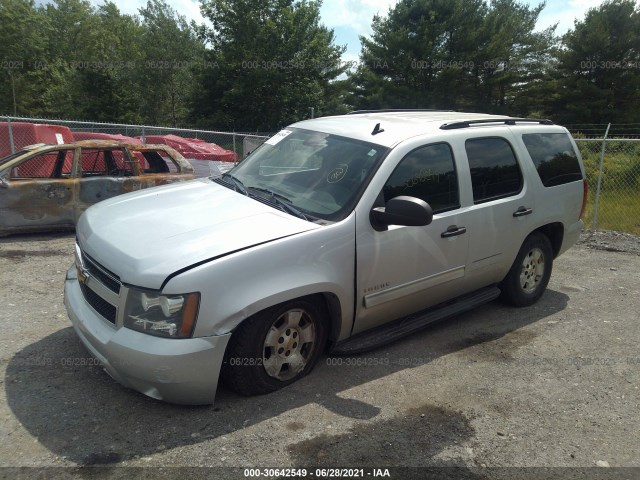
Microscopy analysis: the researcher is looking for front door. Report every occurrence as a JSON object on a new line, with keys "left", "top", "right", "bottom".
{"left": 0, "top": 148, "right": 77, "bottom": 233}
{"left": 353, "top": 142, "right": 471, "bottom": 334}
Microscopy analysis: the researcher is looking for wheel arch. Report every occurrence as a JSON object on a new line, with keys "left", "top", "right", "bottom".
{"left": 220, "top": 291, "right": 343, "bottom": 395}
{"left": 532, "top": 222, "right": 564, "bottom": 258}
{"left": 226, "top": 291, "right": 344, "bottom": 348}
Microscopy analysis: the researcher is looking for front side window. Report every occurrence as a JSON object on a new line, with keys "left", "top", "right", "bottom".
{"left": 230, "top": 128, "right": 388, "bottom": 221}
{"left": 522, "top": 133, "right": 583, "bottom": 187}
{"left": 10, "top": 149, "right": 74, "bottom": 179}
{"left": 383, "top": 143, "right": 459, "bottom": 213}
{"left": 465, "top": 137, "right": 522, "bottom": 203}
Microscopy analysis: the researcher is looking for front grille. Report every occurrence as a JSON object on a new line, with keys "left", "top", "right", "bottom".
{"left": 80, "top": 282, "right": 117, "bottom": 324}
{"left": 83, "top": 253, "right": 121, "bottom": 294}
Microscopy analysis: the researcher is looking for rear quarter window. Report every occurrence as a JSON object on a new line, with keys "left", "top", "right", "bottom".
{"left": 522, "top": 133, "right": 583, "bottom": 187}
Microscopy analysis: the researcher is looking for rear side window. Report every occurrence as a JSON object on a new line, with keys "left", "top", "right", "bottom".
{"left": 465, "top": 138, "right": 522, "bottom": 203}
{"left": 80, "top": 149, "right": 133, "bottom": 177}
{"left": 522, "top": 133, "right": 583, "bottom": 187}
{"left": 383, "top": 143, "right": 459, "bottom": 213}
{"left": 140, "top": 150, "right": 179, "bottom": 173}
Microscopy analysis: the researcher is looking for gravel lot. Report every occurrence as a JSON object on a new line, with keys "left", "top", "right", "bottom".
{"left": 1, "top": 232, "right": 639, "bottom": 479}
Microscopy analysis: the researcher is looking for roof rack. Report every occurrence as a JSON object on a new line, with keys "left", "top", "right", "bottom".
{"left": 440, "top": 118, "right": 554, "bottom": 130}
{"left": 347, "top": 109, "right": 454, "bottom": 115}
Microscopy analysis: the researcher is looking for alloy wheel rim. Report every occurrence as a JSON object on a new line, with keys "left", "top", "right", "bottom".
{"left": 263, "top": 309, "right": 316, "bottom": 381}
{"left": 519, "top": 247, "right": 545, "bottom": 294}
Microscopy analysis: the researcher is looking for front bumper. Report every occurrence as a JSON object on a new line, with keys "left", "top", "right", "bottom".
{"left": 64, "top": 266, "right": 231, "bottom": 405}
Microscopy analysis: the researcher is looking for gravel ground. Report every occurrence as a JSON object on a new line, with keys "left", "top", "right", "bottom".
{"left": 1, "top": 231, "right": 639, "bottom": 479}
{"left": 578, "top": 229, "right": 640, "bottom": 256}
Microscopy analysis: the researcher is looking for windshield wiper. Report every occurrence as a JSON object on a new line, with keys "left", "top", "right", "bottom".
{"left": 221, "top": 173, "right": 248, "bottom": 196}
{"left": 248, "top": 187, "right": 309, "bottom": 221}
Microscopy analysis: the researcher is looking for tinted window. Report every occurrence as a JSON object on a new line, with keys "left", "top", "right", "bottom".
{"left": 465, "top": 138, "right": 522, "bottom": 203}
{"left": 383, "top": 143, "right": 459, "bottom": 213}
{"left": 522, "top": 133, "right": 583, "bottom": 187}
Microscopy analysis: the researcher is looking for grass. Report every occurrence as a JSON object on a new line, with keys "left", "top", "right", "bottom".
{"left": 576, "top": 141, "right": 640, "bottom": 235}
{"left": 583, "top": 189, "right": 640, "bottom": 235}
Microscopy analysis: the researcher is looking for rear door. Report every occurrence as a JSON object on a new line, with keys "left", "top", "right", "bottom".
{"left": 76, "top": 147, "right": 136, "bottom": 219}
{"left": 459, "top": 133, "right": 537, "bottom": 289}
{"left": 353, "top": 142, "right": 471, "bottom": 333}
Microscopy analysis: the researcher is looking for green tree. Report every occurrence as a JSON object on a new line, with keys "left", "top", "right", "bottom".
{"left": 471, "top": 0, "right": 556, "bottom": 114}
{"left": 350, "top": 0, "right": 556, "bottom": 115}
{"left": 194, "top": 0, "right": 347, "bottom": 131}
{"left": 37, "top": 0, "right": 144, "bottom": 121}
{"left": 0, "top": 0, "right": 47, "bottom": 115}
{"left": 137, "top": 0, "right": 205, "bottom": 126}
{"left": 549, "top": 0, "right": 640, "bottom": 124}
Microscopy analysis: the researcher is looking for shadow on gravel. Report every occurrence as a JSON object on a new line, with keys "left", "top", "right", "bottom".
{"left": 5, "top": 290, "right": 568, "bottom": 465}
{"left": 287, "top": 403, "right": 475, "bottom": 466}
{"left": 0, "top": 232, "right": 74, "bottom": 244}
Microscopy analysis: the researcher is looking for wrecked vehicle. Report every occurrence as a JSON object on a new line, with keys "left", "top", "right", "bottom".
{"left": 0, "top": 140, "right": 194, "bottom": 236}
{"left": 141, "top": 134, "right": 238, "bottom": 177}
{"left": 64, "top": 111, "right": 586, "bottom": 405}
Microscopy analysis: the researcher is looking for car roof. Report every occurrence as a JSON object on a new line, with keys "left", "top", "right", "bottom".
{"left": 290, "top": 111, "right": 557, "bottom": 148}
{"left": 0, "top": 140, "right": 193, "bottom": 172}
{"left": 11, "top": 140, "right": 184, "bottom": 154}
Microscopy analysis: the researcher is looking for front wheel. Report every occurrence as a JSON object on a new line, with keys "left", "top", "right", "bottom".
{"left": 222, "top": 299, "right": 328, "bottom": 396}
{"left": 500, "top": 232, "right": 553, "bottom": 307}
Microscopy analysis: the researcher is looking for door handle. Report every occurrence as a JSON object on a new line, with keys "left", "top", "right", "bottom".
{"left": 513, "top": 206, "right": 533, "bottom": 217}
{"left": 441, "top": 225, "right": 467, "bottom": 238}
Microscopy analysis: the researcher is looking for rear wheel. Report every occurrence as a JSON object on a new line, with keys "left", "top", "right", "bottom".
{"left": 222, "top": 299, "right": 327, "bottom": 396}
{"left": 500, "top": 232, "right": 553, "bottom": 307}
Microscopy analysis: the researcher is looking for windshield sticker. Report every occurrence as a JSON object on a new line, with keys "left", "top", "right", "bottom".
{"left": 265, "top": 129, "right": 293, "bottom": 146}
{"left": 327, "top": 164, "right": 348, "bottom": 183}
{"left": 368, "top": 149, "right": 377, "bottom": 157}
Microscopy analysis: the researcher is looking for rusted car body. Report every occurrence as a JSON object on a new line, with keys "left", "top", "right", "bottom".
{"left": 0, "top": 140, "right": 195, "bottom": 236}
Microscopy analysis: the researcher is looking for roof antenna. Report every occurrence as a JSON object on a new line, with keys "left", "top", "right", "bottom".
{"left": 371, "top": 123, "right": 385, "bottom": 135}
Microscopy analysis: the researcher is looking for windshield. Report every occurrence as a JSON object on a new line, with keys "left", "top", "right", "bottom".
{"left": 230, "top": 128, "right": 388, "bottom": 222}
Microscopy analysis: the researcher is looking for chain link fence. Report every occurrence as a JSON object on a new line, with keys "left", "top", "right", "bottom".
{"left": 574, "top": 137, "right": 640, "bottom": 236}
{"left": 1, "top": 115, "right": 270, "bottom": 177}
{"left": 2, "top": 115, "right": 639, "bottom": 235}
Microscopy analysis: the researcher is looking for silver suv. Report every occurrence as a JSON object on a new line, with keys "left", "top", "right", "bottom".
{"left": 64, "top": 111, "right": 587, "bottom": 404}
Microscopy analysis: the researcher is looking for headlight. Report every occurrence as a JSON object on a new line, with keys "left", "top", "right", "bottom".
{"left": 123, "top": 288, "right": 200, "bottom": 338}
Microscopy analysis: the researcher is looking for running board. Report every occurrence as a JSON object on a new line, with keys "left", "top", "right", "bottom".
{"left": 332, "top": 286, "right": 501, "bottom": 355}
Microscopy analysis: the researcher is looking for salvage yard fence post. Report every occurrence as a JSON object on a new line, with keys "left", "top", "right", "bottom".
{"left": 592, "top": 123, "right": 611, "bottom": 233}
{"left": 6, "top": 116, "right": 16, "bottom": 154}
{"left": 573, "top": 128, "right": 640, "bottom": 236}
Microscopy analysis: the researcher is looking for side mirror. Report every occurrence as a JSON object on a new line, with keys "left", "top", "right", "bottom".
{"left": 370, "top": 195, "right": 433, "bottom": 230}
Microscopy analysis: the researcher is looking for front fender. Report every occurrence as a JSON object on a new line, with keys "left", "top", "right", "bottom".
{"left": 163, "top": 213, "right": 356, "bottom": 341}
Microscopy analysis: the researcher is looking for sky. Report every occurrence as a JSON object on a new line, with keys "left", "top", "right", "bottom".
{"left": 85, "top": 0, "right": 610, "bottom": 61}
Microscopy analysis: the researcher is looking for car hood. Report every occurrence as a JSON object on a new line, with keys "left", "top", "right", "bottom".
{"left": 77, "top": 178, "right": 320, "bottom": 289}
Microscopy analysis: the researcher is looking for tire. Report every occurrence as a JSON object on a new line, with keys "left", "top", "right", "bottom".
{"left": 500, "top": 232, "right": 553, "bottom": 307}
{"left": 222, "top": 298, "right": 328, "bottom": 396}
